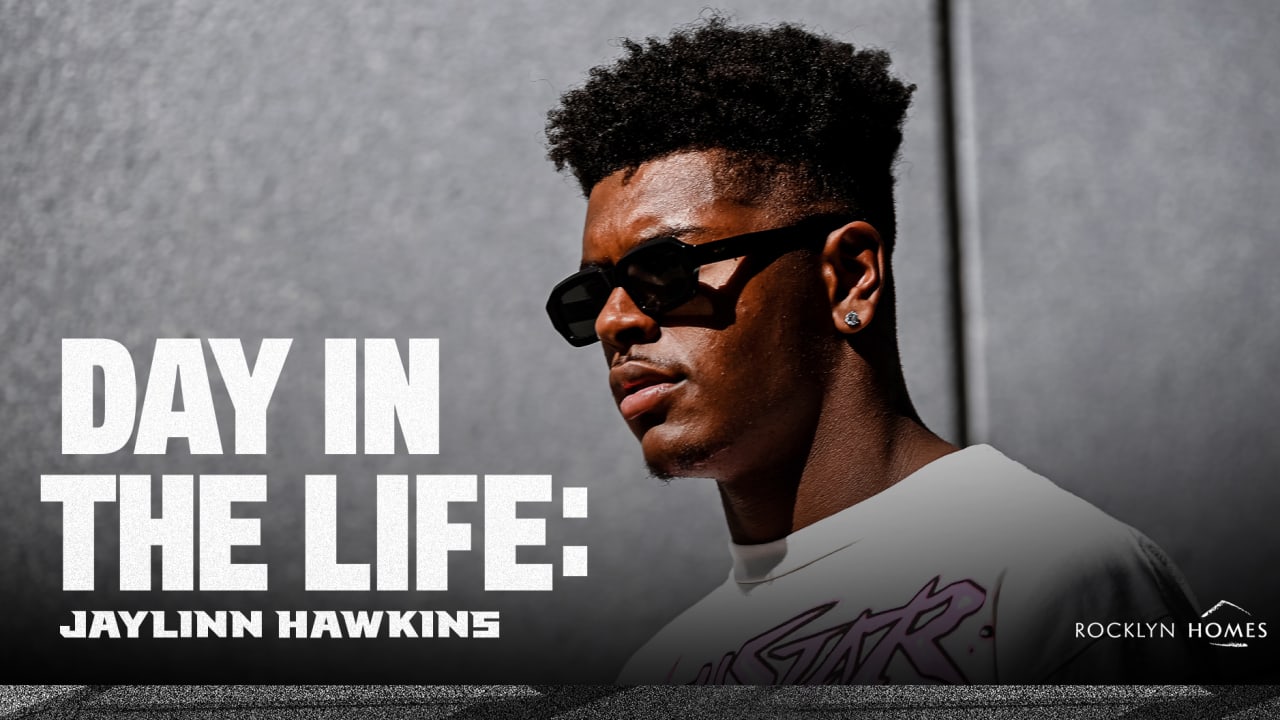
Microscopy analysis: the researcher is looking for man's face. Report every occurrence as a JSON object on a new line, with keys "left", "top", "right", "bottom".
{"left": 581, "top": 150, "right": 836, "bottom": 481}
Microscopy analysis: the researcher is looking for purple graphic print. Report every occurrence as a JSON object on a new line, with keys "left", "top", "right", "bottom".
{"left": 681, "top": 576, "right": 987, "bottom": 684}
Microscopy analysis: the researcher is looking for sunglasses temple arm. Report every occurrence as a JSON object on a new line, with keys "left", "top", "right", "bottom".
{"left": 693, "top": 215, "right": 858, "bottom": 265}
{"left": 689, "top": 229, "right": 781, "bottom": 264}
{"left": 688, "top": 225, "right": 819, "bottom": 265}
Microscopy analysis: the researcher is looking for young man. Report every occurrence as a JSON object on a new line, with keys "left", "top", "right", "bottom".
{"left": 543, "top": 19, "right": 1204, "bottom": 684}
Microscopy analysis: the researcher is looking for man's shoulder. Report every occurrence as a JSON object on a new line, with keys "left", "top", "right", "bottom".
{"left": 921, "top": 445, "right": 1153, "bottom": 555}
{"left": 949, "top": 447, "right": 1202, "bottom": 680}
{"left": 866, "top": 445, "right": 1203, "bottom": 681}
{"left": 930, "top": 446, "right": 1196, "bottom": 609}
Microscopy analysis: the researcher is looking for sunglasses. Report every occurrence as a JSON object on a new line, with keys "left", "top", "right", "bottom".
{"left": 546, "top": 214, "right": 856, "bottom": 346}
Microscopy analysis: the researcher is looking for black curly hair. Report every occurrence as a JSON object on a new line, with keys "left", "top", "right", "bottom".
{"left": 546, "top": 17, "right": 916, "bottom": 247}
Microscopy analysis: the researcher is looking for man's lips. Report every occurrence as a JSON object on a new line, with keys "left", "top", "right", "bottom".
{"left": 619, "top": 381, "right": 682, "bottom": 420}
{"left": 610, "top": 362, "right": 685, "bottom": 421}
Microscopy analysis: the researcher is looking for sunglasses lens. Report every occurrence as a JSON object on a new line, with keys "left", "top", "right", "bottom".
{"left": 548, "top": 242, "right": 697, "bottom": 346}
{"left": 622, "top": 244, "right": 696, "bottom": 314}
{"left": 548, "top": 270, "right": 612, "bottom": 346}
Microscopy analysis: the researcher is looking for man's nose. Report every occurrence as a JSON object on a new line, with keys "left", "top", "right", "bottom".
{"left": 596, "top": 286, "right": 660, "bottom": 352}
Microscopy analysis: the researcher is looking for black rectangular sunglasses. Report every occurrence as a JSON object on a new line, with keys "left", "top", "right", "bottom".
{"left": 546, "top": 214, "right": 856, "bottom": 346}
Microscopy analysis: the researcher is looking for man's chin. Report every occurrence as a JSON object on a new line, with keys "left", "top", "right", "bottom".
{"left": 639, "top": 429, "right": 726, "bottom": 480}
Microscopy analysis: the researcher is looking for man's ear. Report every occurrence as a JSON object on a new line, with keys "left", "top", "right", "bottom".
{"left": 820, "top": 221, "right": 886, "bottom": 335}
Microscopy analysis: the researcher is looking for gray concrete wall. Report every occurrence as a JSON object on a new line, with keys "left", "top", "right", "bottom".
{"left": 0, "top": 1, "right": 950, "bottom": 681}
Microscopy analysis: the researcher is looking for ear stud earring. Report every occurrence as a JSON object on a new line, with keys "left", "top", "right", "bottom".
{"left": 844, "top": 310, "right": 861, "bottom": 329}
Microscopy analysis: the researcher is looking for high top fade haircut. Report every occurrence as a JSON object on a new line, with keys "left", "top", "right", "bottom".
{"left": 546, "top": 17, "right": 916, "bottom": 249}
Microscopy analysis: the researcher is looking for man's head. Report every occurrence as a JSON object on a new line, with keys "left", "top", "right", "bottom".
{"left": 545, "top": 18, "right": 917, "bottom": 481}
{"left": 547, "top": 17, "right": 915, "bottom": 246}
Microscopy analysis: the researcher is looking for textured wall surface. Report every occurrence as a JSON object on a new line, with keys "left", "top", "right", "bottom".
{"left": 958, "top": 0, "right": 1280, "bottom": 651}
{"left": 0, "top": 1, "right": 950, "bottom": 681}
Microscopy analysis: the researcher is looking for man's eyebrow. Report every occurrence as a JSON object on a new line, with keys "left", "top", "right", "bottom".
{"left": 579, "top": 224, "right": 705, "bottom": 271}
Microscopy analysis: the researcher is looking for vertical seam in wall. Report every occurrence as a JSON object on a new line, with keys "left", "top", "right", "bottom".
{"left": 936, "top": 0, "right": 989, "bottom": 445}
{"left": 935, "top": 0, "right": 968, "bottom": 446}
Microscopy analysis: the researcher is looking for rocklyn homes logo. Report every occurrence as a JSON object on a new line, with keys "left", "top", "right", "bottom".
{"left": 1076, "top": 600, "right": 1267, "bottom": 648}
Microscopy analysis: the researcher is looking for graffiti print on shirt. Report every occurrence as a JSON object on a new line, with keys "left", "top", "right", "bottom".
{"left": 677, "top": 576, "right": 988, "bottom": 684}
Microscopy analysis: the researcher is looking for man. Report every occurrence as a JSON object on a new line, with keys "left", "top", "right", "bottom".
{"left": 543, "top": 18, "right": 1205, "bottom": 684}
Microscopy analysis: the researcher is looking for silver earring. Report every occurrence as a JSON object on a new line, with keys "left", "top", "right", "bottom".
{"left": 844, "top": 310, "right": 861, "bottom": 329}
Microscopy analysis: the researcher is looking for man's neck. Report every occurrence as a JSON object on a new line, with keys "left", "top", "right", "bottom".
{"left": 716, "top": 381, "right": 958, "bottom": 545}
